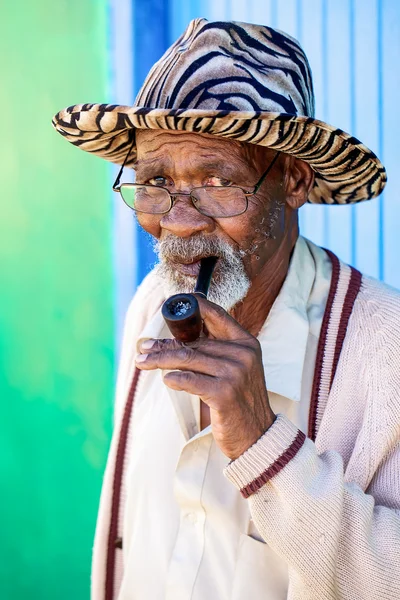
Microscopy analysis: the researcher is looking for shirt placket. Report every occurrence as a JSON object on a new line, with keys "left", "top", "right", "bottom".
{"left": 166, "top": 427, "right": 212, "bottom": 600}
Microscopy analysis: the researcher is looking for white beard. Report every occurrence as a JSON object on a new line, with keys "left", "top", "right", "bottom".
{"left": 153, "top": 235, "right": 251, "bottom": 312}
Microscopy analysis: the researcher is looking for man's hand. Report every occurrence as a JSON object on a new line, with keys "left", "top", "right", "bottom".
{"left": 135, "top": 296, "right": 275, "bottom": 460}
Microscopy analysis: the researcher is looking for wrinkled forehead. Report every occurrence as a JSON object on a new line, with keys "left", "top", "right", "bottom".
{"left": 134, "top": 128, "right": 273, "bottom": 171}
{"left": 135, "top": 128, "right": 242, "bottom": 152}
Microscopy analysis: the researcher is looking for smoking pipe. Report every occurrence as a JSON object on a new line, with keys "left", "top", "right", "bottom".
{"left": 161, "top": 256, "right": 218, "bottom": 343}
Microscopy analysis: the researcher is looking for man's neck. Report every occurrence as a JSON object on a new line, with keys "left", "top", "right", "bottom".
{"left": 232, "top": 231, "right": 298, "bottom": 337}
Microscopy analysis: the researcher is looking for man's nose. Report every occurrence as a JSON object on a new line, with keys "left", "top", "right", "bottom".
{"left": 159, "top": 193, "right": 216, "bottom": 238}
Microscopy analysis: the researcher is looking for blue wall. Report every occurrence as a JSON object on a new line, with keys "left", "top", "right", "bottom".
{"left": 112, "top": 0, "right": 400, "bottom": 345}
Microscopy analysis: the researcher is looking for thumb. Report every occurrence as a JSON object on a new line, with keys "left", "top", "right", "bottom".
{"left": 195, "top": 295, "right": 250, "bottom": 341}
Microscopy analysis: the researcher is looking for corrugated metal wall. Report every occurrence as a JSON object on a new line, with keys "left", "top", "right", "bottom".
{"left": 114, "top": 0, "right": 400, "bottom": 348}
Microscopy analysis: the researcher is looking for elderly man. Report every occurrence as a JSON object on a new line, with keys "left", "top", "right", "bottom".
{"left": 53, "top": 19, "right": 399, "bottom": 600}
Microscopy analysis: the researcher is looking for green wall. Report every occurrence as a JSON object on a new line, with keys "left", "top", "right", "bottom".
{"left": 0, "top": 2, "right": 113, "bottom": 598}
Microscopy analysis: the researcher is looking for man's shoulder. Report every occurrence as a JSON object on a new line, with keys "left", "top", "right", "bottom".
{"left": 131, "top": 268, "right": 164, "bottom": 306}
{"left": 357, "top": 272, "right": 400, "bottom": 319}
{"left": 342, "top": 272, "right": 400, "bottom": 453}
{"left": 351, "top": 270, "right": 400, "bottom": 349}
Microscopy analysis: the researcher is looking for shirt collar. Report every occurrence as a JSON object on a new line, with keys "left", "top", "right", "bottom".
{"left": 257, "top": 236, "right": 315, "bottom": 403}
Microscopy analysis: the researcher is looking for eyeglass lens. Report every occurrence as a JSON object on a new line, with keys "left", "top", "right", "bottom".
{"left": 119, "top": 185, "right": 247, "bottom": 218}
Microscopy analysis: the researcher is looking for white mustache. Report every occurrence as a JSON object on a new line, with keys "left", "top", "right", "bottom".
{"left": 153, "top": 235, "right": 251, "bottom": 312}
{"left": 154, "top": 235, "right": 233, "bottom": 263}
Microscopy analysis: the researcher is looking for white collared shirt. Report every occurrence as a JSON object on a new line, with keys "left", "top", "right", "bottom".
{"left": 117, "top": 237, "right": 332, "bottom": 600}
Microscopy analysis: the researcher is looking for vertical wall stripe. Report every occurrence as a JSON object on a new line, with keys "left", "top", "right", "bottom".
{"left": 170, "top": 0, "right": 208, "bottom": 44}
{"left": 133, "top": 0, "right": 171, "bottom": 285}
{"left": 296, "top": 0, "right": 302, "bottom": 44}
{"left": 381, "top": 0, "right": 400, "bottom": 288}
{"left": 352, "top": 0, "right": 380, "bottom": 279}
{"left": 246, "top": 0, "right": 272, "bottom": 24}
{"left": 321, "top": 0, "right": 329, "bottom": 126}
{"left": 276, "top": 0, "right": 297, "bottom": 36}
{"left": 295, "top": 0, "right": 306, "bottom": 237}
{"left": 297, "top": 0, "right": 328, "bottom": 248}
{"left": 248, "top": 0, "right": 272, "bottom": 24}
{"left": 206, "top": 0, "right": 229, "bottom": 20}
{"left": 191, "top": 0, "right": 204, "bottom": 20}
{"left": 110, "top": 0, "right": 136, "bottom": 357}
{"left": 169, "top": 0, "right": 189, "bottom": 43}
{"left": 230, "top": 0, "right": 249, "bottom": 22}
{"left": 270, "top": 0, "right": 278, "bottom": 27}
{"left": 321, "top": 0, "right": 330, "bottom": 248}
{"left": 325, "top": 0, "right": 352, "bottom": 265}
{"left": 349, "top": 0, "right": 357, "bottom": 266}
{"left": 377, "top": 0, "right": 385, "bottom": 281}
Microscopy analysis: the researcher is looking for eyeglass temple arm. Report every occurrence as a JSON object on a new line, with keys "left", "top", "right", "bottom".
{"left": 112, "top": 133, "right": 136, "bottom": 190}
{"left": 252, "top": 151, "right": 281, "bottom": 194}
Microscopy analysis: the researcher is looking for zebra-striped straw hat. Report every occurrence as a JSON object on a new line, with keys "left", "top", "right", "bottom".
{"left": 52, "top": 18, "right": 386, "bottom": 205}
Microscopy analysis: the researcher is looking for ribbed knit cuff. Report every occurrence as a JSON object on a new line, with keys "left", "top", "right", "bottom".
{"left": 224, "top": 414, "right": 306, "bottom": 498}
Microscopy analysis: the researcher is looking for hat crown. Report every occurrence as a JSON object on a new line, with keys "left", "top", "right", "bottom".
{"left": 134, "top": 18, "right": 315, "bottom": 117}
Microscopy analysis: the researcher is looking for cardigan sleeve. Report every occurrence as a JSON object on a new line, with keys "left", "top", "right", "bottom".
{"left": 224, "top": 414, "right": 400, "bottom": 600}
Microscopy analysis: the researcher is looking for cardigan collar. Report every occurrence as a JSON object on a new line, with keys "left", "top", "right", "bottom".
{"left": 257, "top": 236, "right": 316, "bottom": 404}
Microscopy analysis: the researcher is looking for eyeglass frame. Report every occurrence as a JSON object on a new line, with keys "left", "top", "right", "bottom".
{"left": 112, "top": 135, "right": 281, "bottom": 218}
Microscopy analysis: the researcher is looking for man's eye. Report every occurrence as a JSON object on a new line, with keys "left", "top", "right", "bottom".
{"left": 205, "top": 176, "right": 232, "bottom": 187}
{"left": 148, "top": 176, "right": 167, "bottom": 186}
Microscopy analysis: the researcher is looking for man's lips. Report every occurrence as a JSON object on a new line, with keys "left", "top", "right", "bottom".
{"left": 170, "top": 257, "right": 218, "bottom": 277}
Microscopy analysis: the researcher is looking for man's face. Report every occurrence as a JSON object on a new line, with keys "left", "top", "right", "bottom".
{"left": 134, "top": 129, "right": 289, "bottom": 310}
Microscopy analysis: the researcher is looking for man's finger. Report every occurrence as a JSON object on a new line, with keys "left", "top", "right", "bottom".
{"left": 163, "top": 370, "right": 219, "bottom": 404}
{"left": 135, "top": 346, "right": 234, "bottom": 377}
{"left": 137, "top": 337, "right": 183, "bottom": 354}
{"left": 138, "top": 337, "right": 252, "bottom": 359}
{"left": 195, "top": 295, "right": 253, "bottom": 341}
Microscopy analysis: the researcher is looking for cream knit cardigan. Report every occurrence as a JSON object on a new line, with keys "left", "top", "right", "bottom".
{"left": 225, "top": 271, "right": 400, "bottom": 599}
{"left": 92, "top": 253, "right": 400, "bottom": 600}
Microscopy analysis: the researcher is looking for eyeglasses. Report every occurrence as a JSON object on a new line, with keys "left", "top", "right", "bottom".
{"left": 112, "top": 138, "right": 280, "bottom": 218}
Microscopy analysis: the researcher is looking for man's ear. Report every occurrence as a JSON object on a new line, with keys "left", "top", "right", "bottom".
{"left": 284, "top": 157, "right": 315, "bottom": 209}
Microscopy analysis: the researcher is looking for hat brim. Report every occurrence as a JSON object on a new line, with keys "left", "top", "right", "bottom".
{"left": 52, "top": 104, "right": 386, "bottom": 205}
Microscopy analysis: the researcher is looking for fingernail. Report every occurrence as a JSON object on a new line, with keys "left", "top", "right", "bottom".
{"left": 140, "top": 339, "right": 155, "bottom": 350}
{"left": 135, "top": 353, "right": 148, "bottom": 363}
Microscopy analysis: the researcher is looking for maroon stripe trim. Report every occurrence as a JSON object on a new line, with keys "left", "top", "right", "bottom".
{"left": 240, "top": 430, "right": 306, "bottom": 499}
{"left": 105, "top": 367, "right": 141, "bottom": 600}
{"left": 330, "top": 266, "right": 362, "bottom": 387}
{"left": 308, "top": 250, "right": 340, "bottom": 441}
